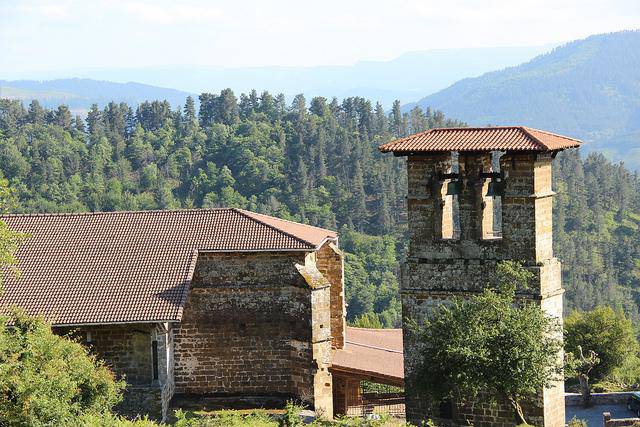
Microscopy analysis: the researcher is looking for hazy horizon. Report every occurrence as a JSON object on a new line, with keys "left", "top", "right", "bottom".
{"left": 1, "top": 0, "right": 638, "bottom": 74}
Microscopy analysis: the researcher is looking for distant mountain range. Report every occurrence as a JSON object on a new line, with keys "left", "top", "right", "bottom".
{"left": 0, "top": 45, "right": 552, "bottom": 109}
{"left": 407, "top": 30, "right": 640, "bottom": 169}
{"left": 2, "top": 33, "right": 638, "bottom": 169}
{"left": 0, "top": 79, "right": 191, "bottom": 113}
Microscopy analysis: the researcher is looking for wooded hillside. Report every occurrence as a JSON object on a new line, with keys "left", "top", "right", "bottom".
{"left": 0, "top": 92, "right": 638, "bottom": 325}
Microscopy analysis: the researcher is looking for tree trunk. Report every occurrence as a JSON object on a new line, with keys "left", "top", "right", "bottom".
{"left": 578, "top": 374, "right": 591, "bottom": 407}
{"left": 508, "top": 397, "right": 528, "bottom": 425}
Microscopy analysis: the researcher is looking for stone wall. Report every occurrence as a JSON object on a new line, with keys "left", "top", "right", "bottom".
{"left": 316, "top": 241, "right": 346, "bottom": 349}
{"left": 173, "top": 251, "right": 333, "bottom": 417}
{"left": 566, "top": 392, "right": 636, "bottom": 406}
{"left": 55, "top": 323, "right": 173, "bottom": 421}
{"left": 603, "top": 412, "right": 640, "bottom": 427}
{"left": 402, "top": 153, "right": 565, "bottom": 426}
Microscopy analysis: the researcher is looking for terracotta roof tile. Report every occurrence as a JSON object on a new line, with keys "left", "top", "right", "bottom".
{"left": 332, "top": 327, "right": 404, "bottom": 384}
{"left": 0, "top": 209, "right": 337, "bottom": 326}
{"left": 379, "top": 126, "right": 581, "bottom": 154}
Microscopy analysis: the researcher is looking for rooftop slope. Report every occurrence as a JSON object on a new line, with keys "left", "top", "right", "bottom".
{"left": 332, "top": 327, "right": 404, "bottom": 385}
{"left": 0, "top": 209, "right": 336, "bottom": 325}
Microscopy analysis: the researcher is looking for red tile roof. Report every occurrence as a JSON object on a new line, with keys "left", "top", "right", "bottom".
{"left": 332, "top": 327, "right": 404, "bottom": 385}
{"left": 379, "top": 126, "right": 581, "bottom": 154}
{"left": 0, "top": 209, "right": 336, "bottom": 326}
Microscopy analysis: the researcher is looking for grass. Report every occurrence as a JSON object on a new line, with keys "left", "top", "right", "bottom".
{"left": 171, "top": 403, "right": 412, "bottom": 426}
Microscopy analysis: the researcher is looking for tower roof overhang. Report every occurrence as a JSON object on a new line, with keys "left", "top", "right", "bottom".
{"left": 379, "top": 126, "right": 582, "bottom": 156}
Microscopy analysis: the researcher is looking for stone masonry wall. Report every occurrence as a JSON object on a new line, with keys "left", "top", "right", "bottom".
{"left": 55, "top": 323, "right": 173, "bottom": 421}
{"left": 56, "top": 324, "right": 155, "bottom": 385}
{"left": 316, "top": 241, "right": 346, "bottom": 349}
{"left": 402, "top": 153, "right": 565, "bottom": 427}
{"left": 173, "top": 251, "right": 333, "bottom": 417}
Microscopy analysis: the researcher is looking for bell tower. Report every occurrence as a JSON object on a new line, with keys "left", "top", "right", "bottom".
{"left": 380, "top": 126, "right": 581, "bottom": 426}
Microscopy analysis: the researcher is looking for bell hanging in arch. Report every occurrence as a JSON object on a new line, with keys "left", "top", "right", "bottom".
{"left": 446, "top": 180, "right": 461, "bottom": 195}
{"left": 486, "top": 178, "right": 504, "bottom": 197}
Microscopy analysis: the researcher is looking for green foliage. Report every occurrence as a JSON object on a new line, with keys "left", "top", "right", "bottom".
{"left": 172, "top": 406, "right": 410, "bottom": 426}
{"left": 565, "top": 306, "right": 638, "bottom": 384}
{"left": 0, "top": 92, "right": 467, "bottom": 328}
{"left": 0, "top": 219, "right": 27, "bottom": 292}
{"left": 0, "top": 310, "right": 124, "bottom": 426}
{"left": 350, "top": 313, "right": 384, "bottom": 329}
{"left": 1, "top": 90, "right": 639, "bottom": 329}
{"left": 360, "top": 381, "right": 403, "bottom": 394}
{"left": 341, "top": 227, "right": 402, "bottom": 327}
{"left": 414, "top": 261, "right": 563, "bottom": 424}
{"left": 175, "top": 410, "right": 277, "bottom": 427}
{"left": 73, "top": 413, "right": 161, "bottom": 427}
{"left": 281, "top": 402, "right": 303, "bottom": 427}
{"left": 554, "top": 150, "right": 640, "bottom": 322}
{"left": 566, "top": 417, "right": 588, "bottom": 427}
{"left": 0, "top": 179, "right": 28, "bottom": 293}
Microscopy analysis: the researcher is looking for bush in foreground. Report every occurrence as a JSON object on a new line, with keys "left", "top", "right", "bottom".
{"left": 0, "top": 310, "right": 125, "bottom": 426}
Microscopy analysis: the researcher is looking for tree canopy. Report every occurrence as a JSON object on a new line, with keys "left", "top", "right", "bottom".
{"left": 0, "top": 311, "right": 125, "bottom": 426}
{"left": 414, "top": 261, "right": 563, "bottom": 424}
{"left": 0, "top": 91, "right": 639, "bottom": 328}
{"left": 565, "top": 306, "right": 638, "bottom": 387}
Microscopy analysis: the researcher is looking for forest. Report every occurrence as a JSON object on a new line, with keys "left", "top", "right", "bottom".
{"left": 0, "top": 91, "right": 638, "bottom": 327}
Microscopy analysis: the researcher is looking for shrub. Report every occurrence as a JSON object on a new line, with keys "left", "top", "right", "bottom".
{"left": 567, "top": 417, "right": 588, "bottom": 427}
{"left": 0, "top": 310, "right": 125, "bottom": 426}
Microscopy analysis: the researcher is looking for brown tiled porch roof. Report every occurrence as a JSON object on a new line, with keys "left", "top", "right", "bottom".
{"left": 0, "top": 209, "right": 336, "bottom": 326}
{"left": 332, "top": 327, "right": 404, "bottom": 386}
{"left": 379, "top": 126, "right": 581, "bottom": 154}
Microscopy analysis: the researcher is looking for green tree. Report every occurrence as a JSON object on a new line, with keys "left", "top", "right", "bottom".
{"left": 350, "top": 312, "right": 383, "bottom": 329}
{"left": 27, "top": 100, "right": 45, "bottom": 125}
{"left": 0, "top": 179, "right": 27, "bottom": 293}
{"left": 0, "top": 311, "right": 125, "bottom": 426}
{"left": 564, "top": 306, "right": 638, "bottom": 404}
{"left": 414, "top": 261, "right": 563, "bottom": 424}
{"left": 0, "top": 181, "right": 125, "bottom": 426}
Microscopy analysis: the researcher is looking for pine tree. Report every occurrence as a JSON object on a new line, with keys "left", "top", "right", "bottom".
{"left": 374, "top": 102, "right": 388, "bottom": 135}
{"left": 350, "top": 160, "right": 368, "bottom": 231}
{"left": 316, "top": 127, "right": 328, "bottom": 179}
{"left": 182, "top": 96, "right": 198, "bottom": 134}
{"left": 86, "top": 104, "right": 104, "bottom": 140}
{"left": 217, "top": 88, "right": 239, "bottom": 126}
{"left": 27, "top": 100, "right": 45, "bottom": 125}
{"left": 54, "top": 105, "right": 72, "bottom": 130}
{"left": 389, "top": 100, "right": 403, "bottom": 137}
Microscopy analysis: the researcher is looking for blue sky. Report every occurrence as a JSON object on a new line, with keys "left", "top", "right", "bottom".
{"left": 1, "top": 0, "right": 639, "bottom": 73}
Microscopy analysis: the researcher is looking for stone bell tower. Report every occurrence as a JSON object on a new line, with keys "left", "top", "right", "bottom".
{"left": 379, "top": 126, "right": 581, "bottom": 426}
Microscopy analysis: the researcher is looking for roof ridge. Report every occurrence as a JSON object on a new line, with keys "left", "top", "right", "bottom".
{"left": 231, "top": 208, "right": 317, "bottom": 249}
{"left": 517, "top": 127, "right": 547, "bottom": 150}
{"left": 0, "top": 208, "right": 234, "bottom": 218}
{"left": 432, "top": 126, "right": 520, "bottom": 131}
{"left": 239, "top": 208, "right": 336, "bottom": 235}
{"left": 522, "top": 126, "right": 583, "bottom": 143}
{"left": 344, "top": 341, "right": 403, "bottom": 354}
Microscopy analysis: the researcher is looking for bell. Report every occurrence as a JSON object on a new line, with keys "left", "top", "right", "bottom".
{"left": 446, "top": 180, "right": 461, "bottom": 195}
{"left": 486, "top": 178, "right": 504, "bottom": 197}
